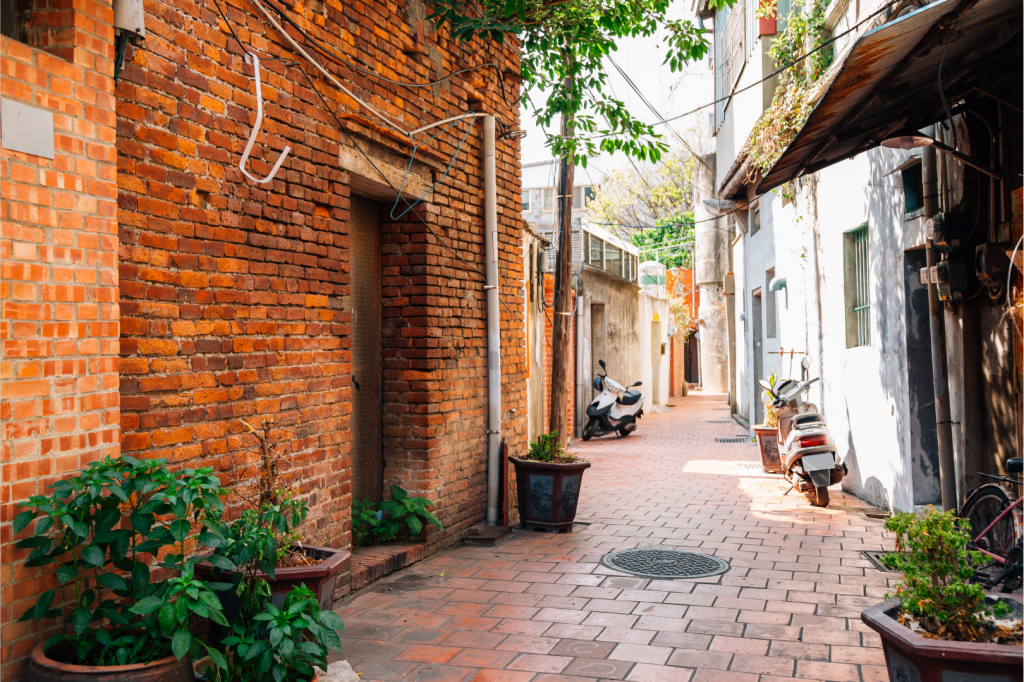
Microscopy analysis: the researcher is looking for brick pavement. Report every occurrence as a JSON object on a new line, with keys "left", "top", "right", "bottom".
{"left": 331, "top": 394, "right": 897, "bottom": 682}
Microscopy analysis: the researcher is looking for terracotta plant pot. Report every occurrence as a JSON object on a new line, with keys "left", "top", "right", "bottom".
{"left": 752, "top": 426, "right": 781, "bottom": 473}
{"left": 24, "top": 645, "right": 191, "bottom": 682}
{"left": 510, "top": 456, "right": 591, "bottom": 533}
{"left": 861, "top": 596, "right": 1023, "bottom": 682}
{"left": 196, "top": 544, "right": 350, "bottom": 614}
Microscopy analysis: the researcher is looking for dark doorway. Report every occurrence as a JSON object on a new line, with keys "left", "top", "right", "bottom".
{"left": 684, "top": 333, "right": 700, "bottom": 385}
{"left": 350, "top": 196, "right": 383, "bottom": 505}
{"left": 904, "top": 250, "right": 940, "bottom": 505}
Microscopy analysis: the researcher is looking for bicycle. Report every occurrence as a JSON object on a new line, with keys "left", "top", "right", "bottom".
{"left": 960, "top": 457, "right": 1023, "bottom": 592}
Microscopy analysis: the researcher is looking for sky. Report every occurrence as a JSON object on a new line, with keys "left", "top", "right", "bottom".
{"left": 517, "top": 3, "right": 716, "bottom": 178}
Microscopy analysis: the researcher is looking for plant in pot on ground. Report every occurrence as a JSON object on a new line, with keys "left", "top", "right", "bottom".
{"left": 510, "top": 432, "right": 591, "bottom": 533}
{"left": 862, "top": 507, "right": 1022, "bottom": 681}
{"left": 351, "top": 486, "right": 444, "bottom": 547}
{"left": 753, "top": 372, "right": 782, "bottom": 473}
{"left": 195, "top": 419, "right": 350, "bottom": 612}
{"left": 13, "top": 455, "right": 230, "bottom": 679}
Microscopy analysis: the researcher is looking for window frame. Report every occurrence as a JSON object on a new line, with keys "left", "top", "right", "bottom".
{"left": 843, "top": 223, "right": 871, "bottom": 348}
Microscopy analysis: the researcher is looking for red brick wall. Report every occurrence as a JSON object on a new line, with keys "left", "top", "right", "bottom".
{"left": 0, "top": 0, "right": 119, "bottom": 676}
{"left": 114, "top": 0, "right": 523, "bottom": 557}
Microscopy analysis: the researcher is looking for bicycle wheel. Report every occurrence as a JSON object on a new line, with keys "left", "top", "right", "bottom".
{"left": 961, "top": 484, "right": 1017, "bottom": 556}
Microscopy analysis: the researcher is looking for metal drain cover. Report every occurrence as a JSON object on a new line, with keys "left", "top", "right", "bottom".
{"left": 601, "top": 548, "right": 729, "bottom": 579}
{"left": 716, "top": 437, "right": 749, "bottom": 443}
{"left": 705, "top": 420, "right": 734, "bottom": 424}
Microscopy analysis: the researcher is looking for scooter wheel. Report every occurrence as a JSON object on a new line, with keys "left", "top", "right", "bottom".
{"left": 616, "top": 427, "right": 633, "bottom": 438}
{"left": 582, "top": 420, "right": 596, "bottom": 442}
{"left": 811, "top": 487, "right": 830, "bottom": 507}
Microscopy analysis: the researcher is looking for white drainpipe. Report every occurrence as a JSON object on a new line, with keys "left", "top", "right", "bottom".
{"left": 483, "top": 116, "right": 501, "bottom": 526}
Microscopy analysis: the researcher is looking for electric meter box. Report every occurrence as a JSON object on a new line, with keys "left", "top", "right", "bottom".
{"left": 926, "top": 212, "right": 968, "bottom": 253}
{"left": 934, "top": 261, "right": 968, "bottom": 302}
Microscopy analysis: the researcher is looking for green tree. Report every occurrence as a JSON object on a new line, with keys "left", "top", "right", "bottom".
{"left": 631, "top": 214, "right": 694, "bottom": 269}
{"left": 590, "top": 148, "right": 695, "bottom": 229}
{"left": 431, "top": 0, "right": 734, "bottom": 166}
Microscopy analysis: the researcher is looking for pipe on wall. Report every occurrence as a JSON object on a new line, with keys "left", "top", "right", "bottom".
{"left": 922, "top": 127, "right": 956, "bottom": 512}
{"left": 483, "top": 116, "right": 501, "bottom": 526}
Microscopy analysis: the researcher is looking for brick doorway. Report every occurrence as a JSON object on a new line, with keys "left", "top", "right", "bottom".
{"left": 350, "top": 196, "right": 384, "bottom": 506}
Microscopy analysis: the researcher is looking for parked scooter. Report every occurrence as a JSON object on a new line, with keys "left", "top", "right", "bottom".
{"left": 582, "top": 360, "right": 644, "bottom": 441}
{"left": 758, "top": 357, "right": 846, "bottom": 507}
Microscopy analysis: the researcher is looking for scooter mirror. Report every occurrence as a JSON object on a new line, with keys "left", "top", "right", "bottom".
{"left": 801, "top": 356, "right": 811, "bottom": 371}
{"left": 758, "top": 379, "right": 773, "bottom": 392}
{"left": 633, "top": 381, "right": 642, "bottom": 387}
{"left": 599, "top": 359, "right": 606, "bottom": 369}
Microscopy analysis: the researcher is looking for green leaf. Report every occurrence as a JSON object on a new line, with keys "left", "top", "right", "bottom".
{"left": 171, "top": 628, "right": 191, "bottom": 660}
{"left": 406, "top": 515, "right": 423, "bottom": 536}
{"left": 320, "top": 625, "right": 343, "bottom": 652}
{"left": 159, "top": 603, "right": 176, "bottom": 635}
{"left": 269, "top": 627, "right": 284, "bottom": 647}
{"left": 70, "top": 607, "right": 91, "bottom": 636}
{"left": 168, "top": 519, "right": 191, "bottom": 542}
{"left": 205, "top": 646, "right": 228, "bottom": 670}
{"left": 98, "top": 573, "right": 127, "bottom": 591}
{"left": 132, "top": 562, "right": 150, "bottom": 592}
{"left": 391, "top": 485, "right": 408, "bottom": 501}
{"left": 81, "top": 545, "right": 105, "bottom": 567}
{"left": 320, "top": 611, "right": 345, "bottom": 631}
{"left": 13, "top": 511, "right": 35, "bottom": 536}
{"left": 129, "top": 596, "right": 163, "bottom": 615}
{"left": 56, "top": 565, "right": 78, "bottom": 585}
{"left": 62, "top": 514, "right": 88, "bottom": 538}
{"left": 207, "top": 554, "right": 236, "bottom": 571}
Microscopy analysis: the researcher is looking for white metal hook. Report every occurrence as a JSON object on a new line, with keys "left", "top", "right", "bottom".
{"left": 239, "top": 53, "right": 290, "bottom": 184}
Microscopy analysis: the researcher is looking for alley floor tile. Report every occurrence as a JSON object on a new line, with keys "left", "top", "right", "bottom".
{"left": 331, "top": 394, "right": 896, "bottom": 682}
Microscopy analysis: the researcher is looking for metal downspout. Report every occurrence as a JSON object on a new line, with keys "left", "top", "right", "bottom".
{"left": 483, "top": 116, "right": 501, "bottom": 526}
{"left": 922, "top": 128, "right": 956, "bottom": 511}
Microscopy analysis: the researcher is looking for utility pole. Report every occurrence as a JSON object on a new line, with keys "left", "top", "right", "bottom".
{"left": 549, "top": 109, "right": 574, "bottom": 446}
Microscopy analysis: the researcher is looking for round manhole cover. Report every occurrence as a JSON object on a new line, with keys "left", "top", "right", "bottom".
{"left": 600, "top": 548, "right": 729, "bottom": 579}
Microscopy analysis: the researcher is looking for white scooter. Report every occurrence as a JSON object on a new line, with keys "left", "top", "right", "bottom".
{"left": 759, "top": 357, "right": 846, "bottom": 507}
{"left": 582, "top": 359, "right": 644, "bottom": 441}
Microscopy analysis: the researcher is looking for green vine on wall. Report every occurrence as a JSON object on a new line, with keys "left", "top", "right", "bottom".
{"left": 747, "top": 0, "right": 833, "bottom": 180}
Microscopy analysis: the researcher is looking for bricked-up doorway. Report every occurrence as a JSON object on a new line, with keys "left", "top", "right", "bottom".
{"left": 350, "top": 196, "right": 384, "bottom": 505}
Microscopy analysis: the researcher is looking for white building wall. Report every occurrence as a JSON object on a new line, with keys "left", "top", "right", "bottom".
{"left": 639, "top": 292, "right": 671, "bottom": 412}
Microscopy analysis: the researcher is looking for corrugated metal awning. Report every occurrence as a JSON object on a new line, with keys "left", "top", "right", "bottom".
{"left": 757, "top": 0, "right": 1022, "bottom": 193}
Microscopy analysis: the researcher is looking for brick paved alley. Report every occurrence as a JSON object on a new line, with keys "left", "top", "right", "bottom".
{"left": 332, "top": 394, "right": 896, "bottom": 682}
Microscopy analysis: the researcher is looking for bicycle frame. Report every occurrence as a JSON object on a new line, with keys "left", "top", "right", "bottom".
{"left": 972, "top": 493, "right": 1023, "bottom": 564}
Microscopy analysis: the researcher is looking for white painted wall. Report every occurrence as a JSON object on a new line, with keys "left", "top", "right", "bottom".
{"left": 639, "top": 292, "right": 671, "bottom": 412}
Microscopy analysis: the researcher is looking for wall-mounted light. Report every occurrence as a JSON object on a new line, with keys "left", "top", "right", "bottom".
{"left": 881, "top": 135, "right": 999, "bottom": 179}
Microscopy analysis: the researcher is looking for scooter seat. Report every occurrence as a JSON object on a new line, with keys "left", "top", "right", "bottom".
{"left": 617, "top": 390, "right": 642, "bottom": 406}
{"left": 1007, "top": 458, "right": 1023, "bottom": 474}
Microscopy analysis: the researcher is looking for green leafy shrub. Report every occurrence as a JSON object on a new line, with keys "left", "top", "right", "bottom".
{"left": 760, "top": 372, "right": 779, "bottom": 428}
{"left": 525, "top": 431, "right": 577, "bottom": 463}
{"left": 351, "top": 486, "right": 443, "bottom": 546}
{"left": 882, "top": 507, "right": 1011, "bottom": 641}
{"left": 13, "top": 455, "right": 228, "bottom": 666}
{"left": 209, "top": 585, "right": 344, "bottom": 682}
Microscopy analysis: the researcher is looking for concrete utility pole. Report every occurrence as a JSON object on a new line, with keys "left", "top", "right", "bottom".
{"left": 549, "top": 111, "right": 574, "bottom": 446}
{"left": 922, "top": 130, "right": 956, "bottom": 512}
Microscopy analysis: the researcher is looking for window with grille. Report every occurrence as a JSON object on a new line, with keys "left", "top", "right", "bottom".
{"left": 843, "top": 224, "right": 870, "bottom": 347}
{"left": 605, "top": 245, "right": 622, "bottom": 277}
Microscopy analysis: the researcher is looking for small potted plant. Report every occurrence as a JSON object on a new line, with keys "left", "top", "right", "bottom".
{"left": 195, "top": 419, "right": 349, "bottom": 612}
{"left": 509, "top": 432, "right": 591, "bottom": 533}
{"left": 862, "top": 507, "right": 1022, "bottom": 681}
{"left": 753, "top": 372, "right": 781, "bottom": 473}
{"left": 13, "top": 456, "right": 230, "bottom": 681}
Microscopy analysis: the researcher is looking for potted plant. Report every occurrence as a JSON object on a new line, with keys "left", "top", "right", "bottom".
{"left": 195, "top": 419, "right": 349, "bottom": 612}
{"left": 862, "top": 507, "right": 1022, "bottom": 681}
{"left": 510, "top": 432, "right": 591, "bottom": 533}
{"left": 753, "top": 372, "right": 782, "bottom": 473}
{"left": 13, "top": 455, "right": 230, "bottom": 681}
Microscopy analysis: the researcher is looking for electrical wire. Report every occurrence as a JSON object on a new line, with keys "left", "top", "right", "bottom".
{"left": 113, "top": 34, "right": 130, "bottom": 86}
{"left": 294, "top": 68, "right": 520, "bottom": 319}
{"left": 652, "top": 0, "right": 905, "bottom": 127}
{"left": 260, "top": 0, "right": 523, "bottom": 113}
